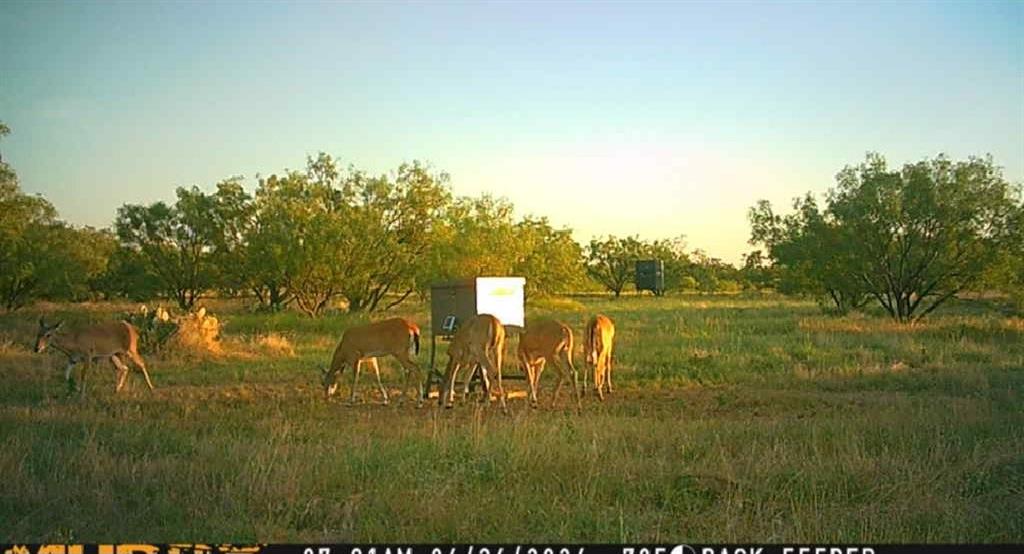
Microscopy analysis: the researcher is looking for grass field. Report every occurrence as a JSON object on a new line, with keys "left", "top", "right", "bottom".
{"left": 1, "top": 294, "right": 1022, "bottom": 542}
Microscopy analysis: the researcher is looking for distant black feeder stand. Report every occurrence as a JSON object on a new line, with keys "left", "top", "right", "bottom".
{"left": 635, "top": 259, "right": 665, "bottom": 296}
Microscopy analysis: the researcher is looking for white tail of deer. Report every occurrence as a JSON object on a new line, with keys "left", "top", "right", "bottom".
{"left": 583, "top": 314, "right": 615, "bottom": 400}
{"left": 34, "top": 317, "right": 155, "bottom": 396}
{"left": 320, "top": 317, "right": 423, "bottom": 406}
{"left": 440, "top": 313, "right": 507, "bottom": 411}
{"left": 518, "top": 319, "right": 580, "bottom": 410}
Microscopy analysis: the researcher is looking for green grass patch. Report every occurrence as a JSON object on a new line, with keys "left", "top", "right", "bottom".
{"left": 1, "top": 294, "right": 1021, "bottom": 541}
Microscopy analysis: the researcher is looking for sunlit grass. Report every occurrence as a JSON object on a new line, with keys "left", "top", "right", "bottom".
{"left": 0, "top": 293, "right": 1021, "bottom": 541}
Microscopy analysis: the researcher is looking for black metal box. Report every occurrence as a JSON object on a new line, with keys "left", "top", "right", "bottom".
{"left": 635, "top": 259, "right": 665, "bottom": 295}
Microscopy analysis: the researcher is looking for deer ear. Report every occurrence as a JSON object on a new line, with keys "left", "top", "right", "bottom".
{"left": 54, "top": 320, "right": 64, "bottom": 330}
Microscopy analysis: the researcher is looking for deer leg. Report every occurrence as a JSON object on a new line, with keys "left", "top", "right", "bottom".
{"left": 602, "top": 346, "right": 610, "bottom": 393}
{"left": 495, "top": 345, "right": 506, "bottom": 412}
{"left": 460, "top": 365, "right": 475, "bottom": 401}
{"left": 107, "top": 355, "right": 128, "bottom": 391}
{"left": 582, "top": 349, "right": 590, "bottom": 397}
{"left": 349, "top": 359, "right": 363, "bottom": 404}
{"left": 549, "top": 359, "right": 565, "bottom": 409}
{"left": 521, "top": 354, "right": 538, "bottom": 407}
{"left": 534, "top": 359, "right": 548, "bottom": 406}
{"left": 487, "top": 349, "right": 507, "bottom": 413}
{"left": 79, "top": 358, "right": 90, "bottom": 398}
{"left": 479, "top": 365, "right": 492, "bottom": 398}
{"left": 112, "top": 355, "right": 130, "bottom": 392}
{"left": 476, "top": 361, "right": 492, "bottom": 407}
{"left": 368, "top": 358, "right": 389, "bottom": 405}
{"left": 63, "top": 359, "right": 78, "bottom": 395}
{"left": 441, "top": 360, "right": 460, "bottom": 408}
{"left": 126, "top": 349, "right": 155, "bottom": 392}
{"left": 532, "top": 362, "right": 544, "bottom": 407}
{"left": 397, "top": 354, "right": 424, "bottom": 408}
{"left": 565, "top": 351, "right": 582, "bottom": 412}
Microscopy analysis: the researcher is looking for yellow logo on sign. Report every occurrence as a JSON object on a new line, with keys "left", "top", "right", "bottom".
{"left": 488, "top": 287, "right": 515, "bottom": 296}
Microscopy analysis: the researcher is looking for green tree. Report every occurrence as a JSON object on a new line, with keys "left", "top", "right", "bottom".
{"left": 0, "top": 175, "right": 58, "bottom": 310}
{"left": 116, "top": 187, "right": 226, "bottom": 309}
{"left": 0, "top": 123, "right": 114, "bottom": 309}
{"left": 751, "top": 153, "right": 1023, "bottom": 321}
{"left": 829, "top": 153, "right": 1022, "bottom": 321}
{"left": 64, "top": 226, "right": 118, "bottom": 300}
{"left": 244, "top": 172, "right": 303, "bottom": 311}
{"left": 248, "top": 159, "right": 353, "bottom": 317}
{"left": 338, "top": 162, "right": 451, "bottom": 312}
{"left": 245, "top": 156, "right": 451, "bottom": 316}
{"left": 739, "top": 250, "right": 776, "bottom": 291}
{"left": 688, "top": 249, "right": 741, "bottom": 294}
{"left": 749, "top": 194, "right": 869, "bottom": 313}
{"left": 429, "top": 195, "right": 521, "bottom": 282}
{"left": 96, "top": 246, "right": 165, "bottom": 301}
{"left": 205, "top": 177, "right": 254, "bottom": 298}
{"left": 584, "top": 236, "right": 646, "bottom": 297}
{"left": 512, "top": 217, "right": 585, "bottom": 298}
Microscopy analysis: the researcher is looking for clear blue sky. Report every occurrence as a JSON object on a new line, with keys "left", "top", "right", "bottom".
{"left": 2, "top": 0, "right": 1021, "bottom": 263}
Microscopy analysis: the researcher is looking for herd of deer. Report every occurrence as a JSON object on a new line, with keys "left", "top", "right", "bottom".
{"left": 33, "top": 313, "right": 616, "bottom": 411}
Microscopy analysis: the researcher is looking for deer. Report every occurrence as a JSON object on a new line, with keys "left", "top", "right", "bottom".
{"left": 583, "top": 314, "right": 616, "bottom": 400}
{"left": 34, "top": 317, "right": 155, "bottom": 396}
{"left": 440, "top": 313, "right": 507, "bottom": 411}
{"left": 517, "top": 319, "right": 581, "bottom": 410}
{"left": 320, "top": 317, "right": 424, "bottom": 406}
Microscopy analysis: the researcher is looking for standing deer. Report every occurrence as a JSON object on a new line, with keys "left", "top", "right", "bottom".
{"left": 518, "top": 319, "right": 581, "bottom": 410}
{"left": 34, "top": 317, "right": 155, "bottom": 396}
{"left": 583, "top": 314, "right": 616, "bottom": 400}
{"left": 320, "top": 317, "right": 424, "bottom": 406}
{"left": 440, "top": 313, "right": 506, "bottom": 411}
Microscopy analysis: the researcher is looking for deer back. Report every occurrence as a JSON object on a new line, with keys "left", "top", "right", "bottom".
{"left": 519, "top": 319, "right": 573, "bottom": 362}
{"left": 60, "top": 321, "right": 137, "bottom": 358}
{"left": 449, "top": 314, "right": 503, "bottom": 366}
{"left": 332, "top": 317, "right": 418, "bottom": 367}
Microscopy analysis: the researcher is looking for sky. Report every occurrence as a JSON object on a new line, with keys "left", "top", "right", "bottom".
{"left": 1, "top": 0, "right": 1021, "bottom": 264}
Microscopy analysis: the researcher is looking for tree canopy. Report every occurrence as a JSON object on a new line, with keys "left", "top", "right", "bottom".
{"left": 7, "top": 122, "right": 1018, "bottom": 321}
{"left": 750, "top": 153, "right": 1024, "bottom": 321}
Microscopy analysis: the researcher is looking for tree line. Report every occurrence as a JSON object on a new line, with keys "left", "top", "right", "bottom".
{"left": 2, "top": 123, "right": 1021, "bottom": 320}
{"left": 1, "top": 125, "right": 751, "bottom": 316}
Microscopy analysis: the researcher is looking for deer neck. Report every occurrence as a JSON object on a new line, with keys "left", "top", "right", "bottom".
{"left": 48, "top": 335, "right": 74, "bottom": 359}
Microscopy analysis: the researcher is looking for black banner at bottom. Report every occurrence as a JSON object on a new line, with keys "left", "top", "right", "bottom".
{"left": 3, "top": 544, "right": 1021, "bottom": 554}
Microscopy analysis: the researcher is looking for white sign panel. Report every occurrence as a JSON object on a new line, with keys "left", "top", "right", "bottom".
{"left": 475, "top": 277, "right": 525, "bottom": 327}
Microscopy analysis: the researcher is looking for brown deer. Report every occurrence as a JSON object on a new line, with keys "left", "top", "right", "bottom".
{"left": 583, "top": 314, "right": 616, "bottom": 400}
{"left": 518, "top": 319, "right": 580, "bottom": 410}
{"left": 440, "top": 313, "right": 506, "bottom": 411}
{"left": 34, "top": 317, "right": 155, "bottom": 395}
{"left": 321, "top": 317, "right": 423, "bottom": 406}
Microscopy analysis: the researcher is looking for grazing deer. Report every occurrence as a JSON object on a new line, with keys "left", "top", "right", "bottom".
{"left": 518, "top": 319, "right": 581, "bottom": 410}
{"left": 34, "top": 317, "right": 155, "bottom": 395}
{"left": 321, "top": 317, "right": 424, "bottom": 406}
{"left": 440, "top": 313, "right": 506, "bottom": 411}
{"left": 583, "top": 314, "right": 616, "bottom": 400}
